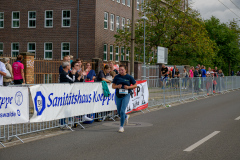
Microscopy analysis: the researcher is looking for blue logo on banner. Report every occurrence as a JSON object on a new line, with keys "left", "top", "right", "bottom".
{"left": 34, "top": 91, "right": 46, "bottom": 116}
{"left": 15, "top": 91, "right": 23, "bottom": 106}
{"left": 17, "top": 109, "right": 21, "bottom": 116}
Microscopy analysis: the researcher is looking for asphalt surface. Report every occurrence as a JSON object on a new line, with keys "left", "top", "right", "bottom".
{"left": 1, "top": 90, "right": 240, "bottom": 160}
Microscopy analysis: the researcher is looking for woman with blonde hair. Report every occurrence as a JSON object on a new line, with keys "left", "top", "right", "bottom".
{"left": 3, "top": 58, "right": 13, "bottom": 86}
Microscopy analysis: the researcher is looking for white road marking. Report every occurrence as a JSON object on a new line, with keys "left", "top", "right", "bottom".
{"left": 184, "top": 131, "right": 220, "bottom": 152}
{"left": 235, "top": 116, "right": 240, "bottom": 120}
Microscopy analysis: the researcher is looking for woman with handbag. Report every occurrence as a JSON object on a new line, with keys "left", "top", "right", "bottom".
{"left": 3, "top": 58, "right": 13, "bottom": 86}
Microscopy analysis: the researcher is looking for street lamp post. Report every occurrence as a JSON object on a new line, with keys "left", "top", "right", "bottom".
{"left": 141, "top": 14, "right": 148, "bottom": 80}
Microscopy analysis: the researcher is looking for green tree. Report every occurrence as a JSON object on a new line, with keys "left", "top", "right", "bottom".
{"left": 114, "top": 0, "right": 217, "bottom": 66}
{"left": 205, "top": 16, "right": 240, "bottom": 75}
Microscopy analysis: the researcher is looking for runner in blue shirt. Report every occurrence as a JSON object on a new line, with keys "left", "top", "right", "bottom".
{"left": 112, "top": 65, "right": 137, "bottom": 133}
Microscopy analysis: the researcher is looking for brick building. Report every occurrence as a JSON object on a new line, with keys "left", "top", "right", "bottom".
{"left": 0, "top": 0, "right": 188, "bottom": 63}
{"left": 0, "top": 0, "right": 146, "bottom": 63}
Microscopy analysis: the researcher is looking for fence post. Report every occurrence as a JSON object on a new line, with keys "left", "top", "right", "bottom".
{"left": 20, "top": 52, "right": 35, "bottom": 84}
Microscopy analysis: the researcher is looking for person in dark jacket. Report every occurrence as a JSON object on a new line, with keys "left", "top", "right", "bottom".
{"left": 97, "top": 64, "right": 111, "bottom": 83}
{"left": 60, "top": 61, "right": 78, "bottom": 83}
{"left": 69, "top": 61, "right": 84, "bottom": 82}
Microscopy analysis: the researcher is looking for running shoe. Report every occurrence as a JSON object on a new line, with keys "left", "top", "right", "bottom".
{"left": 118, "top": 127, "right": 124, "bottom": 133}
{"left": 125, "top": 115, "right": 130, "bottom": 126}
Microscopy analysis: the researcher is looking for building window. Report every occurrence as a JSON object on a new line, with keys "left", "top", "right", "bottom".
{"left": 127, "top": 0, "right": 131, "bottom": 7}
{"left": 61, "top": 42, "right": 70, "bottom": 59}
{"left": 44, "top": 74, "right": 52, "bottom": 84}
{"left": 62, "top": 10, "right": 71, "bottom": 27}
{"left": 0, "top": 43, "right": 3, "bottom": 57}
{"left": 104, "top": 44, "right": 107, "bottom": 61}
{"left": 121, "top": 47, "right": 125, "bottom": 61}
{"left": 127, "top": 19, "right": 130, "bottom": 31}
{"left": 122, "top": 18, "right": 125, "bottom": 31}
{"left": 122, "top": 0, "right": 125, "bottom": 5}
{"left": 45, "top": 10, "right": 53, "bottom": 28}
{"left": 11, "top": 43, "right": 19, "bottom": 57}
{"left": 44, "top": 43, "right": 53, "bottom": 59}
{"left": 116, "top": 16, "right": 120, "bottom": 30}
{"left": 126, "top": 49, "right": 130, "bottom": 61}
{"left": 141, "top": 0, "right": 144, "bottom": 11}
{"left": 28, "top": 43, "right": 36, "bottom": 58}
{"left": 0, "top": 12, "right": 4, "bottom": 28}
{"left": 28, "top": 11, "right": 36, "bottom": 28}
{"left": 12, "top": 11, "right": 20, "bottom": 28}
{"left": 110, "top": 45, "right": 113, "bottom": 61}
{"left": 115, "top": 46, "right": 119, "bottom": 62}
{"left": 104, "top": 12, "right": 108, "bottom": 29}
{"left": 117, "top": 0, "right": 120, "bottom": 3}
{"left": 110, "top": 14, "right": 114, "bottom": 31}
{"left": 137, "top": 0, "right": 140, "bottom": 10}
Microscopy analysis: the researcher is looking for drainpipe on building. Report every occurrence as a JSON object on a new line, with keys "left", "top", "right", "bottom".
{"left": 130, "top": 0, "right": 135, "bottom": 78}
{"left": 77, "top": 0, "right": 80, "bottom": 59}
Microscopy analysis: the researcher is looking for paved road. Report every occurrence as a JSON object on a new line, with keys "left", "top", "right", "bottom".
{"left": 1, "top": 90, "right": 240, "bottom": 160}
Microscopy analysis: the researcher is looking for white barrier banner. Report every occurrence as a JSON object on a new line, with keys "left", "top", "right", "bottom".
{"left": 127, "top": 80, "right": 149, "bottom": 113}
{"left": 30, "top": 83, "right": 116, "bottom": 122}
{"left": 0, "top": 87, "right": 29, "bottom": 125}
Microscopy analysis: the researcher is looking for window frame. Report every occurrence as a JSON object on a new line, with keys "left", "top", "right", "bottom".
{"left": 44, "top": 74, "right": 52, "bottom": 84}
{"left": 27, "top": 42, "right": 36, "bottom": 58}
{"left": 126, "top": 49, "right": 130, "bottom": 61}
{"left": 28, "top": 11, "right": 36, "bottom": 28}
{"left": 116, "top": 16, "right": 120, "bottom": 31}
{"left": 115, "top": 46, "right": 119, "bottom": 62}
{"left": 137, "top": 0, "right": 140, "bottom": 10}
{"left": 121, "top": 47, "right": 125, "bottom": 61}
{"left": 0, "top": 12, "right": 4, "bottom": 28}
{"left": 122, "top": 17, "right": 125, "bottom": 31}
{"left": 11, "top": 42, "right": 19, "bottom": 57}
{"left": 110, "top": 14, "right": 114, "bottom": 31}
{"left": 141, "top": 0, "right": 144, "bottom": 11}
{"left": 12, "top": 11, "right": 20, "bottom": 28}
{"left": 122, "top": 0, "right": 125, "bottom": 5}
{"left": 62, "top": 10, "right": 71, "bottom": 28}
{"left": 61, "top": 42, "right": 70, "bottom": 60}
{"left": 116, "top": 0, "right": 120, "bottom": 3}
{"left": 127, "top": 0, "right": 131, "bottom": 7}
{"left": 104, "top": 44, "right": 107, "bottom": 61}
{"left": 44, "top": 42, "right": 53, "bottom": 60}
{"left": 45, "top": 10, "right": 53, "bottom": 28}
{"left": 104, "top": 12, "right": 108, "bottom": 29}
{"left": 127, "top": 19, "right": 130, "bottom": 31}
{"left": 110, "top": 45, "right": 113, "bottom": 61}
{"left": 0, "top": 42, "right": 3, "bottom": 57}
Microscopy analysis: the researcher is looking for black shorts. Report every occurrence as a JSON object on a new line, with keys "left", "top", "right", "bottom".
{"left": 14, "top": 79, "right": 23, "bottom": 85}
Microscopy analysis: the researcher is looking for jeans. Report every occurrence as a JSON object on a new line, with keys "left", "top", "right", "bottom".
{"left": 115, "top": 93, "right": 130, "bottom": 127}
{"left": 182, "top": 78, "right": 188, "bottom": 88}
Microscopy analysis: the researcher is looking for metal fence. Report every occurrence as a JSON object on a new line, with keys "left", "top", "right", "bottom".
{"left": 148, "top": 76, "right": 240, "bottom": 108}
{"left": 1, "top": 76, "right": 240, "bottom": 147}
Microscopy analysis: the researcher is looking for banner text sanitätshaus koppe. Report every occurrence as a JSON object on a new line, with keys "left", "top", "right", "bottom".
{"left": 46, "top": 90, "right": 115, "bottom": 108}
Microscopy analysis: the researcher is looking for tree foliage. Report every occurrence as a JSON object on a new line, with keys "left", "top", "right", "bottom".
{"left": 205, "top": 16, "right": 240, "bottom": 75}
{"left": 114, "top": 0, "right": 217, "bottom": 66}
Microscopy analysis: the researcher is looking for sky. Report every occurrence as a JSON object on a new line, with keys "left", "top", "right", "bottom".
{"left": 190, "top": 0, "right": 240, "bottom": 24}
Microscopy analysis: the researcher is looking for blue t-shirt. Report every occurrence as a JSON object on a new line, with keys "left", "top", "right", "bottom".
{"left": 112, "top": 74, "right": 136, "bottom": 98}
{"left": 201, "top": 69, "right": 206, "bottom": 77}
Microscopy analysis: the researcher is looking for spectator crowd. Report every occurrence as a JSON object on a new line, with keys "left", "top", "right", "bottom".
{"left": 160, "top": 64, "right": 238, "bottom": 95}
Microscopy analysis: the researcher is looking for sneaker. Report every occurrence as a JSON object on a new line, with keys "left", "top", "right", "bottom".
{"left": 125, "top": 115, "right": 130, "bottom": 126}
{"left": 118, "top": 127, "right": 124, "bottom": 133}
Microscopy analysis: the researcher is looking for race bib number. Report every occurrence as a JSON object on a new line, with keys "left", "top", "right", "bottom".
{"left": 119, "top": 89, "right": 128, "bottom": 94}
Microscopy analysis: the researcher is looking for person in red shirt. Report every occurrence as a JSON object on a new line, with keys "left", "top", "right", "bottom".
{"left": 12, "top": 55, "right": 25, "bottom": 85}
